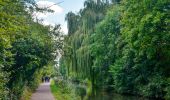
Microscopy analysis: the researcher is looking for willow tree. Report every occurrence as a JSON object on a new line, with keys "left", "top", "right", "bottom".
{"left": 65, "top": 12, "right": 80, "bottom": 35}
{"left": 60, "top": 0, "right": 110, "bottom": 91}
{"left": 80, "top": 0, "right": 109, "bottom": 34}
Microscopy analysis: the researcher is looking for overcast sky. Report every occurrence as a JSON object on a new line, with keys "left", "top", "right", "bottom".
{"left": 35, "top": 0, "right": 85, "bottom": 34}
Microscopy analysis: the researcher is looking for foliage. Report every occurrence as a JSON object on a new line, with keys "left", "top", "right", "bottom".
{"left": 0, "top": 0, "right": 59, "bottom": 99}
{"left": 60, "top": 0, "right": 170, "bottom": 99}
{"left": 50, "top": 80, "right": 80, "bottom": 100}
{"left": 112, "top": 0, "right": 170, "bottom": 98}
{"left": 61, "top": 0, "right": 109, "bottom": 88}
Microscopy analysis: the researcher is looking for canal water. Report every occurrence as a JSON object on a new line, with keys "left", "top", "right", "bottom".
{"left": 74, "top": 85, "right": 153, "bottom": 100}
{"left": 69, "top": 81, "right": 157, "bottom": 100}
{"left": 87, "top": 91, "right": 150, "bottom": 100}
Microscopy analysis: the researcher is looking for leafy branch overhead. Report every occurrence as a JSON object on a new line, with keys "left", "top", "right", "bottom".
{"left": 0, "top": 0, "right": 62, "bottom": 99}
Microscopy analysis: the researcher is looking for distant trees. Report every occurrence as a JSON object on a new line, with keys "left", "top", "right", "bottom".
{"left": 60, "top": 0, "right": 170, "bottom": 99}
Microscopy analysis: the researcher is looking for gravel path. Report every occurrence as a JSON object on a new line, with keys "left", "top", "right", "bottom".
{"left": 31, "top": 82, "right": 55, "bottom": 100}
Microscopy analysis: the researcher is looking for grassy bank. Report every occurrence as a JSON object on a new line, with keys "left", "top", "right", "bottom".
{"left": 50, "top": 80, "right": 80, "bottom": 100}
{"left": 20, "top": 87, "right": 32, "bottom": 100}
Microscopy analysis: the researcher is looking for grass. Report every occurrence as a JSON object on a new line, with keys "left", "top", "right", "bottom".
{"left": 50, "top": 80, "right": 80, "bottom": 100}
{"left": 20, "top": 87, "right": 32, "bottom": 100}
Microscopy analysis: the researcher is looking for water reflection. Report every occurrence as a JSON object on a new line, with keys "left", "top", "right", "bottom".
{"left": 88, "top": 92, "right": 149, "bottom": 100}
{"left": 75, "top": 86, "right": 150, "bottom": 100}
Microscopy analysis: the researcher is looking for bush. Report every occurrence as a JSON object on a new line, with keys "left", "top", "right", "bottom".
{"left": 165, "top": 78, "right": 170, "bottom": 100}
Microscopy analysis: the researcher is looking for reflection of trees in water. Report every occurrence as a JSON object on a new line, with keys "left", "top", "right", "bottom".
{"left": 75, "top": 86, "right": 86, "bottom": 100}
{"left": 75, "top": 86, "right": 150, "bottom": 100}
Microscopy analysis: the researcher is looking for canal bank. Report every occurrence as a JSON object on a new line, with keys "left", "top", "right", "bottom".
{"left": 51, "top": 79, "right": 161, "bottom": 100}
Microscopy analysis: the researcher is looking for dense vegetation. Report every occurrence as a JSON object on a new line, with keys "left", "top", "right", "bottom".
{"left": 59, "top": 0, "right": 170, "bottom": 99}
{"left": 50, "top": 80, "right": 82, "bottom": 100}
{"left": 0, "top": 0, "right": 59, "bottom": 99}
{"left": 0, "top": 0, "right": 169, "bottom": 99}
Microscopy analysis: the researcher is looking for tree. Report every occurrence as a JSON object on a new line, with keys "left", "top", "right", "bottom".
{"left": 0, "top": 0, "right": 59, "bottom": 99}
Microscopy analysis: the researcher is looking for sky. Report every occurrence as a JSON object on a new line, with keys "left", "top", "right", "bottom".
{"left": 35, "top": 0, "right": 85, "bottom": 34}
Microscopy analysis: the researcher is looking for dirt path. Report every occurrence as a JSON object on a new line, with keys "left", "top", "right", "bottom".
{"left": 31, "top": 82, "right": 55, "bottom": 100}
